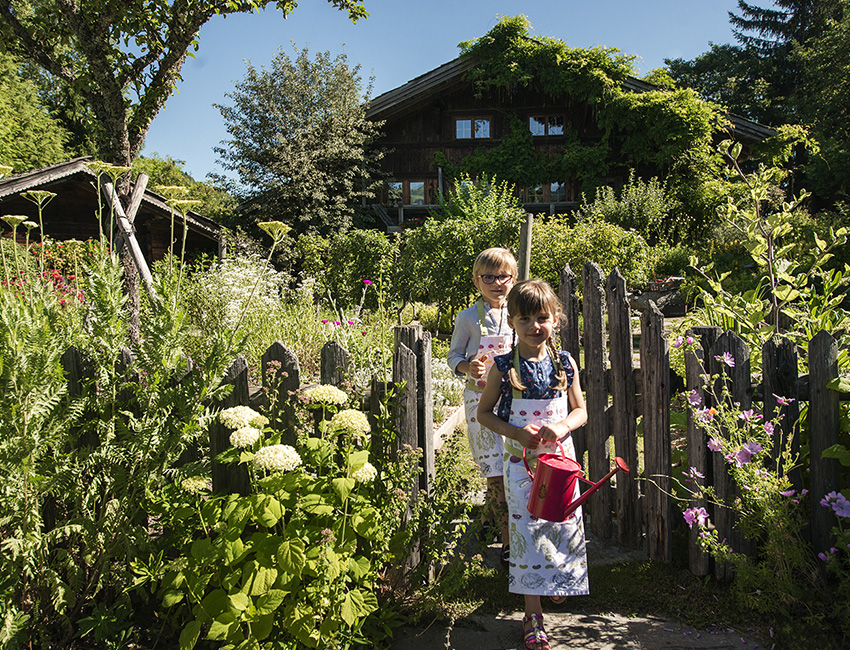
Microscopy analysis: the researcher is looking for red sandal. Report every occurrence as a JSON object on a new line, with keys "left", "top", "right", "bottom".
{"left": 522, "top": 613, "right": 550, "bottom": 650}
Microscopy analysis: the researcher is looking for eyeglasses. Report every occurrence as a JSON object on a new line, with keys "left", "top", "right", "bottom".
{"left": 479, "top": 274, "right": 513, "bottom": 285}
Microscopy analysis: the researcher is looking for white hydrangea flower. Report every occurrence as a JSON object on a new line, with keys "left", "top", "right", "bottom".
{"left": 219, "top": 405, "right": 269, "bottom": 430}
{"left": 229, "top": 426, "right": 261, "bottom": 448}
{"left": 253, "top": 444, "right": 302, "bottom": 472}
{"left": 352, "top": 462, "right": 378, "bottom": 483}
{"left": 302, "top": 384, "right": 348, "bottom": 406}
{"left": 330, "top": 409, "right": 370, "bottom": 434}
{"left": 180, "top": 476, "right": 209, "bottom": 495}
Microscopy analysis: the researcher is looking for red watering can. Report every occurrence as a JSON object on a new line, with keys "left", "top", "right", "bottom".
{"left": 523, "top": 444, "right": 630, "bottom": 522}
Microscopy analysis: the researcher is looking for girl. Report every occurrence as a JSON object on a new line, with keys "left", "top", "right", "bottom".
{"left": 447, "top": 247, "right": 516, "bottom": 562}
{"left": 477, "top": 279, "right": 588, "bottom": 650}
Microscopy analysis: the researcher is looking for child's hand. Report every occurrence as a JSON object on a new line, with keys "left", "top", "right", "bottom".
{"left": 536, "top": 424, "right": 560, "bottom": 444}
{"left": 516, "top": 424, "right": 541, "bottom": 450}
{"left": 468, "top": 353, "right": 489, "bottom": 379}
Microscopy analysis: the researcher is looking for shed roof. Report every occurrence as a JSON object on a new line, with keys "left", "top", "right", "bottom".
{"left": 366, "top": 56, "right": 776, "bottom": 142}
{"left": 0, "top": 157, "right": 221, "bottom": 240}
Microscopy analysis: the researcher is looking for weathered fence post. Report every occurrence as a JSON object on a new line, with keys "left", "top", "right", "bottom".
{"left": 606, "top": 269, "right": 641, "bottom": 548}
{"left": 210, "top": 356, "right": 250, "bottom": 495}
{"left": 393, "top": 329, "right": 420, "bottom": 572}
{"left": 518, "top": 213, "right": 533, "bottom": 281}
{"left": 583, "top": 262, "right": 611, "bottom": 538}
{"left": 394, "top": 324, "right": 434, "bottom": 495}
{"left": 559, "top": 264, "right": 584, "bottom": 464}
{"left": 709, "top": 331, "right": 755, "bottom": 580}
{"left": 262, "top": 341, "right": 300, "bottom": 446}
{"left": 685, "top": 326, "right": 721, "bottom": 576}
{"left": 809, "top": 330, "right": 841, "bottom": 559}
{"left": 321, "top": 340, "right": 350, "bottom": 387}
{"left": 641, "top": 301, "right": 672, "bottom": 563}
{"left": 762, "top": 336, "right": 801, "bottom": 490}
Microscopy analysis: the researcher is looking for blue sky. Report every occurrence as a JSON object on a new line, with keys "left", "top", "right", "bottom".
{"left": 142, "top": 0, "right": 742, "bottom": 181}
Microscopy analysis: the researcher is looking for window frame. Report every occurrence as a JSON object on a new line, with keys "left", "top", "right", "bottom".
{"left": 528, "top": 114, "right": 566, "bottom": 137}
{"left": 455, "top": 116, "right": 492, "bottom": 140}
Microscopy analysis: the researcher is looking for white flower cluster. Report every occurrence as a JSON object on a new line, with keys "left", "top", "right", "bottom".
{"left": 253, "top": 444, "right": 302, "bottom": 472}
{"left": 431, "top": 357, "right": 464, "bottom": 409}
{"left": 302, "top": 384, "right": 348, "bottom": 406}
{"left": 219, "top": 405, "right": 269, "bottom": 430}
{"left": 229, "top": 426, "right": 261, "bottom": 448}
{"left": 352, "top": 462, "right": 378, "bottom": 483}
{"left": 330, "top": 409, "right": 370, "bottom": 434}
{"left": 180, "top": 476, "right": 209, "bottom": 495}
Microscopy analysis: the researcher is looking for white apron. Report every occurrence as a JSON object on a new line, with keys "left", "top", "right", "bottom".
{"left": 503, "top": 395, "right": 589, "bottom": 597}
{"left": 464, "top": 300, "right": 510, "bottom": 477}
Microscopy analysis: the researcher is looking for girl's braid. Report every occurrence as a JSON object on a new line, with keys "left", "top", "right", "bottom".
{"left": 508, "top": 329, "right": 526, "bottom": 391}
{"left": 547, "top": 337, "right": 569, "bottom": 391}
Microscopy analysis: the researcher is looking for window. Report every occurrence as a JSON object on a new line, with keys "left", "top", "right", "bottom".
{"left": 528, "top": 114, "right": 565, "bottom": 136}
{"left": 409, "top": 182, "right": 425, "bottom": 205}
{"left": 529, "top": 184, "right": 545, "bottom": 202}
{"left": 550, "top": 182, "right": 567, "bottom": 202}
{"left": 456, "top": 117, "right": 491, "bottom": 139}
{"left": 387, "top": 180, "right": 428, "bottom": 205}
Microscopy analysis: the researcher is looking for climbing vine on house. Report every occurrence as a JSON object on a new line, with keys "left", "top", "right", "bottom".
{"left": 441, "top": 15, "right": 740, "bottom": 241}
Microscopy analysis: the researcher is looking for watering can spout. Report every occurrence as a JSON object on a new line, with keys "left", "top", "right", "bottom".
{"left": 562, "top": 456, "right": 630, "bottom": 518}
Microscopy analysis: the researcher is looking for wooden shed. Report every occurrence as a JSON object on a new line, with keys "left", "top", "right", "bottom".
{"left": 0, "top": 157, "right": 221, "bottom": 263}
{"left": 365, "top": 56, "right": 777, "bottom": 230}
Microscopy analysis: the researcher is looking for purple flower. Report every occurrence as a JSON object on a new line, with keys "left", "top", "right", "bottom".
{"left": 715, "top": 352, "right": 735, "bottom": 367}
{"left": 683, "top": 507, "right": 709, "bottom": 529}
{"left": 707, "top": 437, "right": 722, "bottom": 452}
{"left": 773, "top": 394, "right": 795, "bottom": 406}
{"left": 363, "top": 279, "right": 373, "bottom": 285}
{"left": 738, "top": 409, "right": 761, "bottom": 422}
{"left": 764, "top": 422, "right": 775, "bottom": 435}
{"left": 743, "top": 441, "right": 763, "bottom": 455}
{"left": 823, "top": 491, "right": 850, "bottom": 518}
{"left": 347, "top": 320, "right": 355, "bottom": 325}
{"left": 687, "top": 390, "right": 702, "bottom": 407}
{"left": 674, "top": 336, "right": 684, "bottom": 348}
{"left": 685, "top": 336, "right": 695, "bottom": 345}
{"left": 779, "top": 489, "right": 796, "bottom": 497}
{"left": 818, "top": 552, "right": 829, "bottom": 562}
{"left": 731, "top": 441, "right": 762, "bottom": 467}
{"left": 697, "top": 407, "right": 717, "bottom": 423}
{"left": 687, "top": 466, "right": 705, "bottom": 481}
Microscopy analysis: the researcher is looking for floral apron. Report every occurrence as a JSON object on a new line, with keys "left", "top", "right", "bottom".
{"left": 464, "top": 300, "right": 510, "bottom": 477}
{"left": 502, "top": 364, "right": 589, "bottom": 596}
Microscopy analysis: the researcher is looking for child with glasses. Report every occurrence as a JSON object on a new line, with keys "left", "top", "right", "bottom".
{"left": 447, "top": 247, "right": 516, "bottom": 564}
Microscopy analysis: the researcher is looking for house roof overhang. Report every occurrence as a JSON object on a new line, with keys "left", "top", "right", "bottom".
{"left": 366, "top": 56, "right": 777, "bottom": 143}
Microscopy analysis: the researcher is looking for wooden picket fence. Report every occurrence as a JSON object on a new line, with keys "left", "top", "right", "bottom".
{"left": 58, "top": 263, "right": 846, "bottom": 577}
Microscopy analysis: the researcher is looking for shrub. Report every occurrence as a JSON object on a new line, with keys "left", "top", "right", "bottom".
{"left": 577, "top": 171, "right": 684, "bottom": 245}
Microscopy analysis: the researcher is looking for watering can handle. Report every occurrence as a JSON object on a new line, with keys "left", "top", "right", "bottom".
{"left": 523, "top": 441, "right": 567, "bottom": 480}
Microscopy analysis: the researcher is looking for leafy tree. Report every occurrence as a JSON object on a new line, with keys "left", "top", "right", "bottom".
{"left": 214, "top": 46, "right": 384, "bottom": 237}
{"left": 0, "top": 52, "right": 68, "bottom": 170}
{"left": 0, "top": 0, "right": 367, "bottom": 186}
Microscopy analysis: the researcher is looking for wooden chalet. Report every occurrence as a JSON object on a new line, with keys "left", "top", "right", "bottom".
{"left": 365, "top": 56, "right": 776, "bottom": 231}
{"left": 0, "top": 157, "right": 221, "bottom": 263}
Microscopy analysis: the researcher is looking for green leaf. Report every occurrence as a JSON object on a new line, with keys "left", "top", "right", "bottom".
{"left": 179, "top": 619, "right": 202, "bottom": 650}
{"left": 250, "top": 494, "right": 283, "bottom": 527}
{"left": 229, "top": 592, "right": 251, "bottom": 611}
{"left": 162, "top": 589, "right": 185, "bottom": 608}
{"left": 207, "top": 612, "right": 238, "bottom": 641}
{"left": 247, "top": 565, "right": 278, "bottom": 596}
{"left": 277, "top": 538, "right": 307, "bottom": 576}
{"left": 827, "top": 376, "right": 850, "bottom": 393}
{"left": 332, "top": 477, "right": 356, "bottom": 503}
{"left": 255, "top": 589, "right": 287, "bottom": 616}
{"left": 190, "top": 538, "right": 213, "bottom": 562}
{"left": 249, "top": 612, "right": 275, "bottom": 641}
{"left": 300, "top": 493, "right": 335, "bottom": 515}
{"left": 348, "top": 555, "right": 371, "bottom": 579}
{"left": 340, "top": 588, "right": 377, "bottom": 626}
{"left": 352, "top": 507, "right": 380, "bottom": 539}
{"left": 201, "top": 589, "right": 229, "bottom": 619}
{"left": 821, "top": 444, "right": 850, "bottom": 467}
{"left": 223, "top": 533, "right": 247, "bottom": 566}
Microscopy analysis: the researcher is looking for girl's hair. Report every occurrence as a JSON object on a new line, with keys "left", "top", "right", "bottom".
{"left": 506, "top": 279, "right": 569, "bottom": 392}
{"left": 472, "top": 247, "right": 518, "bottom": 277}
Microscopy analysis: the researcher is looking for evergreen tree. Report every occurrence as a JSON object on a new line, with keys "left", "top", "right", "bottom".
{"left": 214, "top": 46, "right": 385, "bottom": 237}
